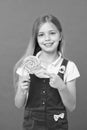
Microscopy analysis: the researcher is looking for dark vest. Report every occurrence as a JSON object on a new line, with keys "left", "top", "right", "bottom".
{"left": 24, "top": 59, "right": 68, "bottom": 129}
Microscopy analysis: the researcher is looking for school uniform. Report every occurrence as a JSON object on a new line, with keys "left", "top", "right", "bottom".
{"left": 18, "top": 52, "right": 80, "bottom": 130}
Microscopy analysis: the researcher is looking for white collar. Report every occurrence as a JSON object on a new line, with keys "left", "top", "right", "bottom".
{"left": 36, "top": 51, "right": 62, "bottom": 67}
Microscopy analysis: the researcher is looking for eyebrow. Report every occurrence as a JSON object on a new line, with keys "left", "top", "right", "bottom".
{"left": 38, "top": 30, "right": 57, "bottom": 33}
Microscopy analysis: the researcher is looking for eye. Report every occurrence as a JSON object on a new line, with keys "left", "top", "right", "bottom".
{"left": 50, "top": 31, "right": 56, "bottom": 35}
{"left": 38, "top": 33, "right": 44, "bottom": 37}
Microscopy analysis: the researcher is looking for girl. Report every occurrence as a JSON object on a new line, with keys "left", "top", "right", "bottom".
{"left": 14, "top": 14, "right": 80, "bottom": 130}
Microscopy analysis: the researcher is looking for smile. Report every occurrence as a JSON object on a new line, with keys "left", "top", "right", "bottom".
{"left": 43, "top": 42, "right": 54, "bottom": 47}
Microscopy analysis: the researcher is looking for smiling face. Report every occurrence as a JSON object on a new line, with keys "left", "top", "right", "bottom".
{"left": 37, "top": 22, "right": 61, "bottom": 53}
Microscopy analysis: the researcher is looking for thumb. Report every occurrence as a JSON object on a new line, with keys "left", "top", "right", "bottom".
{"left": 44, "top": 72, "right": 55, "bottom": 78}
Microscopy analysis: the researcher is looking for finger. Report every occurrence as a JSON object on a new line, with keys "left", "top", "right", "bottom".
{"left": 34, "top": 68, "right": 46, "bottom": 74}
{"left": 21, "top": 85, "right": 29, "bottom": 89}
{"left": 24, "top": 75, "right": 30, "bottom": 80}
{"left": 21, "top": 82, "right": 29, "bottom": 89}
{"left": 23, "top": 80, "right": 30, "bottom": 83}
{"left": 46, "top": 73, "right": 55, "bottom": 79}
{"left": 49, "top": 81, "right": 54, "bottom": 88}
{"left": 22, "top": 76, "right": 30, "bottom": 81}
{"left": 41, "top": 71, "right": 51, "bottom": 77}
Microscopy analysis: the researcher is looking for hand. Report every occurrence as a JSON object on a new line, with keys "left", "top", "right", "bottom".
{"left": 48, "top": 73, "right": 65, "bottom": 91}
{"left": 18, "top": 75, "right": 30, "bottom": 91}
{"left": 34, "top": 67, "right": 49, "bottom": 78}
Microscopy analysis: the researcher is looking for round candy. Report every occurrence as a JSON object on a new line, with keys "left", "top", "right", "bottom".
{"left": 22, "top": 56, "right": 41, "bottom": 74}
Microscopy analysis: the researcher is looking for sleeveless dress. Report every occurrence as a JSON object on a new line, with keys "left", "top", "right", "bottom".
{"left": 23, "top": 59, "right": 68, "bottom": 130}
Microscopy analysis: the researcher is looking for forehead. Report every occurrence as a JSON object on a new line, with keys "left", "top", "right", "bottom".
{"left": 38, "top": 22, "right": 58, "bottom": 32}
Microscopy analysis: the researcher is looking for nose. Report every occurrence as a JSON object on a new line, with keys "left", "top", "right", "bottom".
{"left": 45, "top": 34, "right": 50, "bottom": 41}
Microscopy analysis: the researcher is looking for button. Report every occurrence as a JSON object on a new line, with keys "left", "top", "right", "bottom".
{"left": 41, "top": 89, "right": 46, "bottom": 95}
{"left": 43, "top": 90, "right": 45, "bottom": 94}
{"left": 42, "top": 101, "right": 45, "bottom": 105}
{"left": 43, "top": 79, "right": 45, "bottom": 83}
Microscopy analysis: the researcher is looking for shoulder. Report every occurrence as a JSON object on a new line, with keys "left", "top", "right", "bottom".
{"left": 67, "top": 60, "right": 79, "bottom": 72}
{"left": 63, "top": 59, "right": 80, "bottom": 83}
{"left": 62, "top": 58, "right": 79, "bottom": 70}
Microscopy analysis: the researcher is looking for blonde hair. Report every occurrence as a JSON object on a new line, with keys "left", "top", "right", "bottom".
{"left": 13, "top": 38, "right": 35, "bottom": 91}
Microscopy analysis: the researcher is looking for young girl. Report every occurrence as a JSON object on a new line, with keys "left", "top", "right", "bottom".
{"left": 14, "top": 14, "right": 80, "bottom": 130}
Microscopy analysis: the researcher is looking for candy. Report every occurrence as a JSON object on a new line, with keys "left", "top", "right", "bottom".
{"left": 16, "top": 56, "right": 41, "bottom": 76}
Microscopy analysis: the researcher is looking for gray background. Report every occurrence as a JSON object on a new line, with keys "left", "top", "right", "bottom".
{"left": 0, "top": 0, "right": 87, "bottom": 130}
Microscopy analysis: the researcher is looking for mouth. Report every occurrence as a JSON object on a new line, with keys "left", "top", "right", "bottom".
{"left": 43, "top": 42, "right": 54, "bottom": 47}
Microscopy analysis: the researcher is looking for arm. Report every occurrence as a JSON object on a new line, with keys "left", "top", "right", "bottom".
{"left": 49, "top": 74, "right": 76, "bottom": 112}
{"left": 58, "top": 79, "right": 76, "bottom": 112}
{"left": 14, "top": 76, "right": 30, "bottom": 108}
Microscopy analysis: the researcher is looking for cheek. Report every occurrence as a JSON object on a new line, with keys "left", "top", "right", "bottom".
{"left": 54, "top": 35, "right": 60, "bottom": 42}
{"left": 37, "top": 37, "right": 44, "bottom": 44}
{"left": 37, "top": 38, "right": 40, "bottom": 45}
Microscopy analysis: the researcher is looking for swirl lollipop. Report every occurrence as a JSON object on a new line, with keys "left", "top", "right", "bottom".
{"left": 16, "top": 56, "right": 41, "bottom": 77}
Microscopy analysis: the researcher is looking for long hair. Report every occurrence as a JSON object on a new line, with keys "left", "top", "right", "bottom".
{"left": 13, "top": 38, "right": 35, "bottom": 91}
{"left": 13, "top": 14, "right": 64, "bottom": 90}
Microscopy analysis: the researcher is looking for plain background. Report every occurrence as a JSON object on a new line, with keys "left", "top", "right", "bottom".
{"left": 0, "top": 0, "right": 87, "bottom": 130}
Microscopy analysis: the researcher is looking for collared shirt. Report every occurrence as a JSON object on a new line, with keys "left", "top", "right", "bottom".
{"left": 36, "top": 51, "right": 80, "bottom": 83}
{"left": 36, "top": 51, "right": 63, "bottom": 75}
{"left": 16, "top": 51, "right": 80, "bottom": 83}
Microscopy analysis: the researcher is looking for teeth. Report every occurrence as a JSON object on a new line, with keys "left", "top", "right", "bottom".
{"left": 44, "top": 42, "right": 53, "bottom": 47}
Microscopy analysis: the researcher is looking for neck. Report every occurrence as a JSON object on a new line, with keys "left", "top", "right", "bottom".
{"left": 39, "top": 51, "right": 59, "bottom": 64}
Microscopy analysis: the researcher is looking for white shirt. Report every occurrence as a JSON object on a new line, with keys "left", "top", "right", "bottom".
{"left": 16, "top": 51, "right": 80, "bottom": 83}
{"left": 36, "top": 51, "right": 80, "bottom": 83}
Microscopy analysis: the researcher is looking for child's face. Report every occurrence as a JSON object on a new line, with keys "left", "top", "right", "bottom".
{"left": 37, "top": 22, "right": 61, "bottom": 53}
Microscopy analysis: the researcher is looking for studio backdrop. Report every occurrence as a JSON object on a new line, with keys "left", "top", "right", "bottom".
{"left": 0, "top": 0, "right": 87, "bottom": 130}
